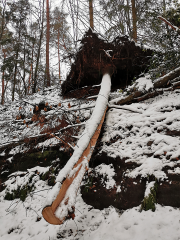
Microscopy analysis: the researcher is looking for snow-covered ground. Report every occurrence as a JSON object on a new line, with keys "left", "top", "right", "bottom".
{"left": 0, "top": 168, "right": 180, "bottom": 240}
{"left": 103, "top": 90, "right": 180, "bottom": 180}
{"left": 1, "top": 76, "right": 180, "bottom": 239}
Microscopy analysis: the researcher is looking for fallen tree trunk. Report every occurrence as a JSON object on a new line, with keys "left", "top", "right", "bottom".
{"left": 115, "top": 66, "right": 180, "bottom": 105}
{"left": 42, "top": 73, "right": 111, "bottom": 225}
{"left": 153, "top": 66, "right": 180, "bottom": 89}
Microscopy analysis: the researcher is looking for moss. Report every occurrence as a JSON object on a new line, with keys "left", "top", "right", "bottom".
{"left": 4, "top": 184, "right": 34, "bottom": 202}
{"left": 28, "top": 150, "right": 51, "bottom": 159}
{"left": 141, "top": 182, "right": 158, "bottom": 212}
{"left": 48, "top": 175, "right": 56, "bottom": 186}
{"left": 83, "top": 176, "right": 94, "bottom": 193}
{"left": 29, "top": 174, "right": 36, "bottom": 183}
{"left": 4, "top": 192, "right": 14, "bottom": 201}
{"left": 40, "top": 171, "right": 50, "bottom": 181}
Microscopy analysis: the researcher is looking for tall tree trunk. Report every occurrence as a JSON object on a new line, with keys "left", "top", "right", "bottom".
{"left": 12, "top": 50, "right": 19, "bottom": 102}
{"left": 0, "top": 0, "right": 7, "bottom": 42}
{"left": 89, "top": 0, "right": 94, "bottom": 30}
{"left": 131, "top": 0, "right": 137, "bottom": 42}
{"left": 46, "top": 0, "right": 50, "bottom": 87}
{"left": 1, "top": 50, "right": 5, "bottom": 105}
{"left": 163, "top": 0, "right": 169, "bottom": 34}
{"left": 126, "top": 0, "right": 131, "bottom": 36}
{"left": 22, "top": 36, "right": 27, "bottom": 95}
{"left": 58, "top": 29, "right": 61, "bottom": 79}
{"left": 32, "top": 0, "right": 44, "bottom": 93}
{"left": 28, "top": 43, "right": 34, "bottom": 94}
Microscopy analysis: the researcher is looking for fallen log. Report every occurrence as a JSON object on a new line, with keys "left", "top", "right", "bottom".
{"left": 42, "top": 73, "right": 111, "bottom": 225}
{"left": 153, "top": 66, "right": 180, "bottom": 89}
{"left": 111, "top": 66, "right": 180, "bottom": 106}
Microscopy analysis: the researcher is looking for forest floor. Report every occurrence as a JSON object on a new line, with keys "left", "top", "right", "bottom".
{"left": 0, "top": 76, "right": 180, "bottom": 239}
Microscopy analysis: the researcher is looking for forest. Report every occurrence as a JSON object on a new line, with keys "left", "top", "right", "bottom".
{"left": 0, "top": 0, "right": 180, "bottom": 239}
{"left": 0, "top": 0, "right": 180, "bottom": 103}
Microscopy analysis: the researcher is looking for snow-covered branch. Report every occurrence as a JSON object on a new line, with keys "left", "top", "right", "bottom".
{"left": 158, "top": 16, "right": 180, "bottom": 34}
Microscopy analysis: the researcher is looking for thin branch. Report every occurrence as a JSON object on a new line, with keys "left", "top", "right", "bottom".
{"left": 57, "top": 122, "right": 86, "bottom": 132}
{"left": 48, "top": 133, "right": 74, "bottom": 150}
{"left": 108, "top": 103, "right": 143, "bottom": 113}
{"left": 158, "top": 16, "right": 180, "bottom": 34}
{"left": 64, "top": 104, "right": 95, "bottom": 112}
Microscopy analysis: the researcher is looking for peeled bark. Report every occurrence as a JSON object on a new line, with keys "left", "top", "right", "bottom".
{"left": 42, "top": 74, "right": 111, "bottom": 225}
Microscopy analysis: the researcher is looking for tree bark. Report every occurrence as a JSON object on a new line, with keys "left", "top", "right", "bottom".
{"left": 131, "top": 0, "right": 137, "bottom": 42}
{"left": 1, "top": 49, "right": 6, "bottom": 105}
{"left": 32, "top": 0, "right": 44, "bottom": 93}
{"left": 89, "top": 0, "right": 94, "bottom": 30}
{"left": 126, "top": 0, "right": 131, "bottom": 36}
{"left": 28, "top": 43, "right": 34, "bottom": 94}
{"left": 46, "top": 0, "right": 51, "bottom": 87}
{"left": 22, "top": 36, "right": 27, "bottom": 95}
{"left": 58, "top": 29, "right": 61, "bottom": 79}
{"left": 154, "top": 66, "right": 180, "bottom": 88}
{"left": 115, "top": 66, "right": 180, "bottom": 105}
{"left": 42, "top": 74, "right": 111, "bottom": 225}
{"left": 12, "top": 49, "right": 19, "bottom": 102}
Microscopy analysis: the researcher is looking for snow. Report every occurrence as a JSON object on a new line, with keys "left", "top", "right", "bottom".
{"left": 1, "top": 76, "right": 180, "bottom": 239}
{"left": 101, "top": 91, "right": 180, "bottom": 180}
{"left": 127, "top": 75, "right": 153, "bottom": 93}
{"left": 1, "top": 174, "right": 180, "bottom": 240}
{"left": 95, "top": 163, "right": 116, "bottom": 189}
{"left": 144, "top": 181, "right": 156, "bottom": 197}
{"left": 126, "top": 157, "right": 167, "bottom": 180}
{"left": 42, "top": 74, "right": 111, "bottom": 220}
{"left": 55, "top": 74, "right": 111, "bottom": 183}
{"left": 168, "top": 167, "right": 180, "bottom": 175}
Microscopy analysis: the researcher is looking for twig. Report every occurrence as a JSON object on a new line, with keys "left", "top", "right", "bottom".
{"left": 64, "top": 104, "right": 95, "bottom": 112}
{"left": 108, "top": 103, "right": 143, "bottom": 113}
{"left": 48, "top": 133, "right": 74, "bottom": 150}
{"left": 57, "top": 122, "right": 86, "bottom": 132}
